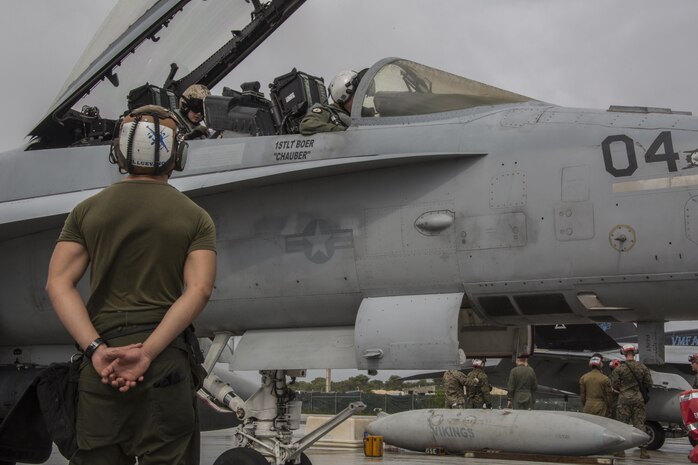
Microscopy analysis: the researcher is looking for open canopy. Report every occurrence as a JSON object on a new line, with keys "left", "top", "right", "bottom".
{"left": 30, "top": 0, "right": 306, "bottom": 145}
{"left": 28, "top": 1, "right": 536, "bottom": 149}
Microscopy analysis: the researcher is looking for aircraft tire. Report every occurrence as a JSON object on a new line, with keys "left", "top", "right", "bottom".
{"left": 286, "top": 452, "right": 312, "bottom": 465}
{"left": 213, "top": 447, "right": 268, "bottom": 465}
{"left": 644, "top": 421, "right": 666, "bottom": 450}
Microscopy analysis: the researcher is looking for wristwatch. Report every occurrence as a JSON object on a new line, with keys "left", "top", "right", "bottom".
{"left": 84, "top": 337, "right": 105, "bottom": 359}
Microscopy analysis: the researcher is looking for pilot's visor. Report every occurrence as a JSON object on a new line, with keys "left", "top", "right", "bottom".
{"left": 187, "top": 98, "right": 204, "bottom": 113}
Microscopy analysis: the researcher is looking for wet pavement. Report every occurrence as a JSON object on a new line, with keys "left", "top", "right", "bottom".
{"left": 43, "top": 433, "right": 692, "bottom": 465}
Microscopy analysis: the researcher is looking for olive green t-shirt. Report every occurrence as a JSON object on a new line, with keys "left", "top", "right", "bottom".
{"left": 58, "top": 180, "right": 216, "bottom": 333}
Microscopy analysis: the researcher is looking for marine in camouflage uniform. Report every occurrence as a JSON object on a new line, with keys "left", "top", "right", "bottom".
{"left": 612, "top": 346, "right": 652, "bottom": 459}
{"left": 443, "top": 369, "right": 469, "bottom": 408}
{"left": 579, "top": 359, "right": 612, "bottom": 417}
{"left": 464, "top": 366, "right": 492, "bottom": 409}
{"left": 299, "top": 102, "right": 351, "bottom": 135}
{"left": 507, "top": 355, "right": 537, "bottom": 410}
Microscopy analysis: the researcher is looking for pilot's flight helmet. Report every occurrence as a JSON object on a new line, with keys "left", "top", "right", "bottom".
{"left": 110, "top": 105, "right": 188, "bottom": 175}
{"left": 620, "top": 344, "right": 637, "bottom": 356}
{"left": 329, "top": 70, "right": 359, "bottom": 105}
{"left": 472, "top": 359, "right": 485, "bottom": 368}
{"left": 690, "top": 354, "right": 698, "bottom": 364}
{"left": 180, "top": 84, "right": 211, "bottom": 113}
{"left": 589, "top": 356, "right": 603, "bottom": 368}
{"left": 609, "top": 359, "right": 621, "bottom": 369}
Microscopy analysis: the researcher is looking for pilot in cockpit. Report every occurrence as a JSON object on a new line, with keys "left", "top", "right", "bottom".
{"left": 175, "top": 84, "right": 214, "bottom": 140}
{"left": 299, "top": 69, "right": 366, "bottom": 135}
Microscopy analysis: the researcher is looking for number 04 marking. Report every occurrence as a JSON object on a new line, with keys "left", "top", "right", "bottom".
{"left": 602, "top": 131, "right": 679, "bottom": 177}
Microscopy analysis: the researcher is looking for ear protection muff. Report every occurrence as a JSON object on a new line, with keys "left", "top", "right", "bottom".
{"left": 619, "top": 344, "right": 636, "bottom": 356}
{"left": 110, "top": 105, "right": 188, "bottom": 174}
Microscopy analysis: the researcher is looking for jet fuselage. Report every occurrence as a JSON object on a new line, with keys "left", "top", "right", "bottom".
{"left": 2, "top": 100, "right": 697, "bottom": 347}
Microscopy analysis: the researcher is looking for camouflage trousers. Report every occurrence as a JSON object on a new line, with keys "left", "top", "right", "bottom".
{"left": 610, "top": 396, "right": 618, "bottom": 420}
{"left": 464, "top": 395, "right": 488, "bottom": 409}
{"left": 445, "top": 394, "right": 465, "bottom": 408}
{"left": 616, "top": 398, "right": 646, "bottom": 430}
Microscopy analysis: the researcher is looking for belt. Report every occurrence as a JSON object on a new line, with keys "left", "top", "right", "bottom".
{"left": 101, "top": 324, "right": 159, "bottom": 343}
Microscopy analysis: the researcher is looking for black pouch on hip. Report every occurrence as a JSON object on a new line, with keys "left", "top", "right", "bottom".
{"left": 35, "top": 354, "right": 82, "bottom": 459}
{"left": 183, "top": 325, "right": 207, "bottom": 390}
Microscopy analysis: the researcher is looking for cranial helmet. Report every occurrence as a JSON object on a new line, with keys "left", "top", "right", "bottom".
{"left": 589, "top": 356, "right": 603, "bottom": 368}
{"left": 472, "top": 359, "right": 485, "bottom": 368}
{"left": 690, "top": 354, "right": 698, "bottom": 363}
{"left": 609, "top": 359, "right": 621, "bottom": 369}
{"left": 329, "top": 70, "right": 359, "bottom": 105}
{"left": 620, "top": 344, "right": 637, "bottom": 356}
{"left": 179, "top": 84, "right": 211, "bottom": 112}
{"left": 110, "top": 105, "right": 187, "bottom": 175}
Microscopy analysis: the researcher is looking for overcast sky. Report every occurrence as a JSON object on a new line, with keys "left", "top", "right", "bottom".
{"left": 2, "top": 0, "right": 698, "bottom": 153}
{"left": 2, "top": 1, "right": 696, "bottom": 380}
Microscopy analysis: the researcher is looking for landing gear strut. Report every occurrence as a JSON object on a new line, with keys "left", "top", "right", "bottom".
{"left": 201, "top": 333, "right": 366, "bottom": 464}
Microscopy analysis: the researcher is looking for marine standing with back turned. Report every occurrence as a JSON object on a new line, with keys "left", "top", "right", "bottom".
{"left": 611, "top": 344, "right": 652, "bottom": 459}
{"left": 464, "top": 358, "right": 492, "bottom": 409}
{"left": 507, "top": 354, "right": 538, "bottom": 410}
{"left": 579, "top": 354, "right": 612, "bottom": 417}
{"left": 45, "top": 105, "right": 217, "bottom": 464}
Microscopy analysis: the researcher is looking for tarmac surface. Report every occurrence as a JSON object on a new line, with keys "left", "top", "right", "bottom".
{"left": 42, "top": 432, "right": 693, "bottom": 465}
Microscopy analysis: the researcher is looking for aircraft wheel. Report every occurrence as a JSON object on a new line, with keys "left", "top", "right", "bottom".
{"left": 286, "top": 452, "right": 312, "bottom": 465}
{"left": 644, "top": 421, "right": 666, "bottom": 450}
{"left": 213, "top": 447, "right": 268, "bottom": 465}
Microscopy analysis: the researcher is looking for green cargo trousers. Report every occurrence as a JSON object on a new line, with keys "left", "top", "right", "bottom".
{"left": 70, "top": 335, "right": 199, "bottom": 465}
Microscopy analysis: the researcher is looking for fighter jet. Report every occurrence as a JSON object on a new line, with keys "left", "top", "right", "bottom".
{"left": 2, "top": 0, "right": 698, "bottom": 463}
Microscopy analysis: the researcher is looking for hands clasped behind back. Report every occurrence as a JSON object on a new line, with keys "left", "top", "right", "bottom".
{"left": 95, "top": 343, "right": 152, "bottom": 392}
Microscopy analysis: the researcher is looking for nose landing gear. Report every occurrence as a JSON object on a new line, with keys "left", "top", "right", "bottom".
{"left": 201, "top": 333, "right": 366, "bottom": 464}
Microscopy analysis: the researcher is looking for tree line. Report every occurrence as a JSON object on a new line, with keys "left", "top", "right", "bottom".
{"left": 290, "top": 374, "right": 442, "bottom": 393}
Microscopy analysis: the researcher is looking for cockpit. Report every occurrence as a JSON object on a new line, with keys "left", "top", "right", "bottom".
{"left": 29, "top": 57, "right": 534, "bottom": 150}
{"left": 26, "top": 0, "right": 533, "bottom": 150}
{"left": 197, "top": 58, "right": 534, "bottom": 138}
